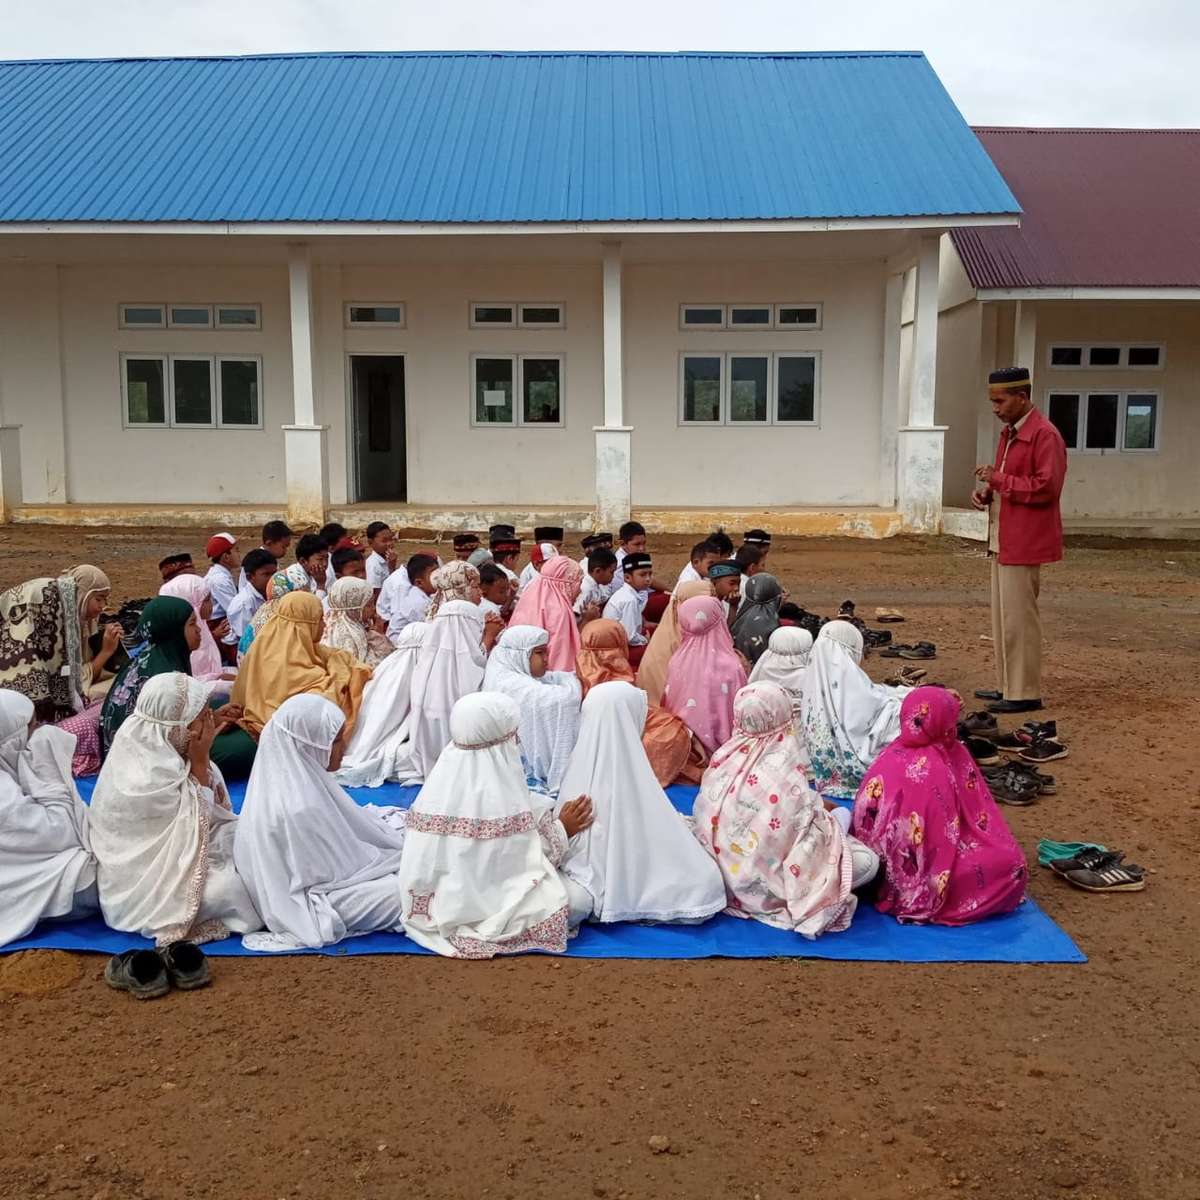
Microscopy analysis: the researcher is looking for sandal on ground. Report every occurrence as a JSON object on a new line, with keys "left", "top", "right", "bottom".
{"left": 105, "top": 949, "right": 170, "bottom": 1000}
{"left": 1037, "top": 839, "right": 1106, "bottom": 868}
{"left": 158, "top": 941, "right": 211, "bottom": 991}
{"left": 1019, "top": 738, "right": 1070, "bottom": 764}
{"left": 985, "top": 768, "right": 1041, "bottom": 807}
{"left": 874, "top": 607, "right": 905, "bottom": 623}
{"left": 897, "top": 641, "right": 936, "bottom": 660}
{"left": 885, "top": 665, "right": 928, "bottom": 687}
{"left": 1063, "top": 858, "right": 1147, "bottom": 893}
{"left": 986, "top": 760, "right": 1055, "bottom": 795}
{"left": 964, "top": 736, "right": 1000, "bottom": 766}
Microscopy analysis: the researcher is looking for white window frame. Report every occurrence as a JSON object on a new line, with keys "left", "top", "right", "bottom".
{"left": 469, "top": 353, "right": 567, "bottom": 429}
{"left": 215, "top": 355, "right": 265, "bottom": 430}
{"left": 680, "top": 303, "right": 727, "bottom": 331}
{"left": 118, "top": 303, "right": 166, "bottom": 330}
{"left": 678, "top": 351, "right": 821, "bottom": 427}
{"left": 727, "top": 304, "right": 774, "bottom": 329}
{"left": 120, "top": 352, "right": 170, "bottom": 428}
{"left": 215, "top": 303, "right": 262, "bottom": 330}
{"left": 1043, "top": 389, "right": 1162, "bottom": 454}
{"left": 167, "top": 304, "right": 214, "bottom": 330}
{"left": 1047, "top": 343, "right": 1166, "bottom": 371}
{"left": 169, "top": 355, "right": 217, "bottom": 428}
{"left": 517, "top": 302, "right": 565, "bottom": 329}
{"left": 344, "top": 301, "right": 406, "bottom": 329}
{"left": 774, "top": 302, "right": 823, "bottom": 330}
{"left": 470, "top": 302, "right": 517, "bottom": 330}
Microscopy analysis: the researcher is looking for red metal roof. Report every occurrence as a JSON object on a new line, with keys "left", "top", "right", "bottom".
{"left": 952, "top": 128, "right": 1200, "bottom": 289}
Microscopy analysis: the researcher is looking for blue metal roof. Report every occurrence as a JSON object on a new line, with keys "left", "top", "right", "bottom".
{"left": 0, "top": 52, "right": 1019, "bottom": 224}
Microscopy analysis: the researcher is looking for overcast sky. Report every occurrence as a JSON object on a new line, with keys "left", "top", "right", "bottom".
{"left": 4, "top": 0, "right": 1197, "bottom": 127}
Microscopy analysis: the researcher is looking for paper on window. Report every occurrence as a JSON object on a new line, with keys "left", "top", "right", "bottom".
{"left": 483, "top": 389, "right": 507, "bottom": 408}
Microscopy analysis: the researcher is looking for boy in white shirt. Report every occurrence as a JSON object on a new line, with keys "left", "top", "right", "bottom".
{"left": 225, "top": 548, "right": 277, "bottom": 639}
{"left": 238, "top": 519, "right": 293, "bottom": 589}
{"left": 708, "top": 561, "right": 744, "bottom": 621}
{"left": 203, "top": 532, "right": 241, "bottom": 647}
{"left": 295, "top": 534, "right": 330, "bottom": 602}
{"left": 488, "top": 528, "right": 522, "bottom": 587}
{"left": 575, "top": 547, "right": 618, "bottom": 619}
{"left": 517, "top": 525, "right": 564, "bottom": 593}
{"left": 477, "top": 562, "right": 513, "bottom": 621}
{"left": 386, "top": 553, "right": 437, "bottom": 642}
{"left": 452, "top": 532, "right": 481, "bottom": 560}
{"left": 577, "top": 531, "right": 614, "bottom": 574}
{"left": 603, "top": 550, "right": 653, "bottom": 666}
{"left": 674, "top": 539, "right": 722, "bottom": 591}
{"left": 364, "top": 522, "right": 396, "bottom": 596}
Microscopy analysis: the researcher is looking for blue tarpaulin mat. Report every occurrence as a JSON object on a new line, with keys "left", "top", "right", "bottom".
{"left": 4, "top": 779, "right": 1085, "bottom": 964}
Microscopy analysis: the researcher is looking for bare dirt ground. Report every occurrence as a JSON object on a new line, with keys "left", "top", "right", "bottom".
{"left": 1, "top": 525, "right": 1198, "bottom": 1200}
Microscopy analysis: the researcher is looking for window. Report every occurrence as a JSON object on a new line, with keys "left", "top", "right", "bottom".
{"left": 775, "top": 355, "right": 818, "bottom": 423}
{"left": 168, "top": 305, "right": 213, "bottom": 329}
{"left": 728, "top": 305, "right": 772, "bottom": 328}
{"left": 680, "top": 352, "right": 819, "bottom": 426}
{"left": 680, "top": 305, "right": 726, "bottom": 330}
{"left": 120, "top": 304, "right": 166, "bottom": 329}
{"left": 471, "top": 355, "right": 564, "bottom": 427}
{"left": 775, "top": 303, "right": 822, "bottom": 329}
{"left": 122, "top": 355, "right": 168, "bottom": 425}
{"left": 1045, "top": 390, "right": 1160, "bottom": 452}
{"left": 729, "top": 355, "right": 769, "bottom": 422}
{"left": 121, "top": 352, "right": 263, "bottom": 430}
{"left": 216, "top": 304, "right": 261, "bottom": 329}
{"left": 171, "top": 357, "right": 215, "bottom": 426}
{"left": 345, "top": 303, "right": 405, "bottom": 328}
{"left": 1049, "top": 343, "right": 1166, "bottom": 370}
{"left": 471, "top": 303, "right": 516, "bottom": 329}
{"left": 217, "top": 357, "right": 263, "bottom": 428}
{"left": 518, "top": 303, "right": 564, "bottom": 329}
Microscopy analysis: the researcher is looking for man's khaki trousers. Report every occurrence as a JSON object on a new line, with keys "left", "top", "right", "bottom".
{"left": 990, "top": 560, "right": 1042, "bottom": 701}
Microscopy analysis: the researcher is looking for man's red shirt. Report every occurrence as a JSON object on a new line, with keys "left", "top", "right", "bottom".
{"left": 991, "top": 406, "right": 1068, "bottom": 566}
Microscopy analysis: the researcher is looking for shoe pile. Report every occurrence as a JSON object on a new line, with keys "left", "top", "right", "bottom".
{"left": 991, "top": 719, "right": 1069, "bottom": 765}
{"left": 1045, "top": 846, "right": 1147, "bottom": 893}
{"left": 884, "top": 664, "right": 928, "bottom": 687}
{"left": 105, "top": 941, "right": 211, "bottom": 1000}
{"left": 982, "top": 759, "right": 1056, "bottom": 806}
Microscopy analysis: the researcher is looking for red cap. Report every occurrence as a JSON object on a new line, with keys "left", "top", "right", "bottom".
{"left": 206, "top": 532, "right": 237, "bottom": 559}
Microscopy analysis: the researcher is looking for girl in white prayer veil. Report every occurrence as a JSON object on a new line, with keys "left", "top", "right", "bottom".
{"left": 89, "top": 672, "right": 261, "bottom": 945}
{"left": 481, "top": 625, "right": 581, "bottom": 794}
{"left": 555, "top": 681, "right": 726, "bottom": 925}
{"left": 234, "top": 694, "right": 408, "bottom": 951}
{"left": 334, "top": 623, "right": 428, "bottom": 789}
{"left": 0, "top": 689, "right": 98, "bottom": 946}
{"left": 748, "top": 626, "right": 814, "bottom": 715}
{"left": 800, "top": 620, "right": 910, "bottom": 799}
{"left": 398, "top": 692, "right": 594, "bottom": 959}
{"left": 405, "top": 599, "right": 487, "bottom": 782}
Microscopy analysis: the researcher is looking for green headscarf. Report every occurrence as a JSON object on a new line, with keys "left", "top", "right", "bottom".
{"left": 99, "top": 596, "right": 195, "bottom": 752}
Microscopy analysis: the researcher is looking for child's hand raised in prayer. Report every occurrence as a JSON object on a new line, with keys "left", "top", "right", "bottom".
{"left": 212, "top": 619, "right": 232, "bottom": 642}
{"left": 481, "top": 612, "right": 504, "bottom": 652}
{"left": 100, "top": 622, "right": 124, "bottom": 653}
{"left": 559, "top": 795, "right": 594, "bottom": 839}
{"left": 212, "top": 703, "right": 243, "bottom": 730}
{"left": 186, "top": 708, "right": 220, "bottom": 774}
{"left": 578, "top": 601, "right": 601, "bottom": 626}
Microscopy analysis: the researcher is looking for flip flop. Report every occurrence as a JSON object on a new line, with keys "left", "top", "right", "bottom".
{"left": 874, "top": 607, "right": 905, "bottom": 623}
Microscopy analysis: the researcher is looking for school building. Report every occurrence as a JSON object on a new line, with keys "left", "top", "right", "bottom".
{"left": 930, "top": 126, "right": 1200, "bottom": 538}
{"left": 0, "top": 49, "right": 1033, "bottom": 535}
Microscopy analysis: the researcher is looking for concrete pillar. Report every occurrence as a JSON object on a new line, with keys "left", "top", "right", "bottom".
{"left": 285, "top": 244, "right": 328, "bottom": 527}
{"left": 594, "top": 242, "right": 631, "bottom": 527}
{"left": 0, "top": 426, "right": 22, "bottom": 522}
{"left": 1014, "top": 299, "right": 1037, "bottom": 385}
{"left": 878, "top": 271, "right": 904, "bottom": 508}
{"left": 897, "top": 235, "right": 946, "bottom": 533}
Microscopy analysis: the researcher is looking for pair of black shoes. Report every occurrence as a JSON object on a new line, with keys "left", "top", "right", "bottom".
{"left": 105, "top": 941, "right": 210, "bottom": 1000}
{"left": 973, "top": 688, "right": 1043, "bottom": 715}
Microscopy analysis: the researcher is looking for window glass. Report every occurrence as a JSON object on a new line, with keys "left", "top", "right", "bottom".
{"left": 521, "top": 358, "right": 562, "bottom": 424}
{"left": 121, "top": 305, "right": 165, "bottom": 327}
{"left": 219, "top": 359, "right": 260, "bottom": 426}
{"left": 776, "top": 305, "right": 820, "bottom": 327}
{"left": 169, "top": 305, "right": 212, "bottom": 328}
{"left": 474, "top": 357, "right": 515, "bottom": 424}
{"left": 776, "top": 356, "right": 816, "bottom": 422}
{"left": 729, "top": 306, "right": 771, "bottom": 327}
{"left": 1123, "top": 394, "right": 1157, "bottom": 449}
{"left": 173, "top": 359, "right": 213, "bottom": 425}
{"left": 348, "top": 304, "right": 403, "bottom": 325}
{"left": 681, "top": 306, "right": 724, "bottom": 327}
{"left": 519, "top": 305, "right": 562, "bottom": 326}
{"left": 1127, "top": 346, "right": 1161, "bottom": 368}
{"left": 1084, "top": 393, "right": 1119, "bottom": 449}
{"left": 216, "top": 305, "right": 260, "bottom": 327}
{"left": 1047, "top": 393, "right": 1080, "bottom": 448}
{"left": 1087, "top": 346, "right": 1121, "bottom": 367}
{"left": 1050, "top": 345, "right": 1083, "bottom": 367}
{"left": 473, "top": 304, "right": 515, "bottom": 326}
{"left": 682, "top": 356, "right": 722, "bottom": 422}
{"left": 729, "top": 356, "right": 769, "bottom": 421}
{"left": 125, "top": 358, "right": 166, "bottom": 424}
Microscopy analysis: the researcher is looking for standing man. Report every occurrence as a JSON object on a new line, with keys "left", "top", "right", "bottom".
{"left": 971, "top": 366, "right": 1067, "bottom": 714}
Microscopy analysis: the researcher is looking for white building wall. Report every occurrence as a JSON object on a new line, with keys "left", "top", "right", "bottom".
{"left": 623, "top": 260, "right": 887, "bottom": 507}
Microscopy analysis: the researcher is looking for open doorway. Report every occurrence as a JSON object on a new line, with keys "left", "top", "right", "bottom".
{"left": 350, "top": 355, "right": 406, "bottom": 502}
